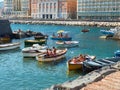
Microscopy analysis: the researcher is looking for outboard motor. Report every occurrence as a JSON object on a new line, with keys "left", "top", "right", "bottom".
{"left": 114, "top": 50, "right": 120, "bottom": 57}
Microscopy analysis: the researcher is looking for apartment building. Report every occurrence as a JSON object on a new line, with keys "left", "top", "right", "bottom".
{"left": 77, "top": 0, "right": 120, "bottom": 21}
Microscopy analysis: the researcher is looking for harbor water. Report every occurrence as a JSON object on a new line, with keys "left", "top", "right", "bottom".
{"left": 0, "top": 24, "right": 120, "bottom": 90}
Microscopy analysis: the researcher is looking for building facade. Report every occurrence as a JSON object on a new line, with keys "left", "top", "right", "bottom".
{"left": 3, "top": 0, "right": 30, "bottom": 18}
{"left": 77, "top": 0, "right": 120, "bottom": 21}
{"left": 31, "top": 0, "right": 77, "bottom": 19}
{"left": 31, "top": 0, "right": 59, "bottom": 19}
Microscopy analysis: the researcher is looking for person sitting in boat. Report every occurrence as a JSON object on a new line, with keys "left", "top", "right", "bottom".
{"left": 58, "top": 33, "right": 63, "bottom": 38}
{"left": 48, "top": 49, "right": 54, "bottom": 57}
{"left": 52, "top": 47, "right": 57, "bottom": 56}
{"left": 78, "top": 54, "right": 85, "bottom": 62}
{"left": 71, "top": 57, "right": 78, "bottom": 64}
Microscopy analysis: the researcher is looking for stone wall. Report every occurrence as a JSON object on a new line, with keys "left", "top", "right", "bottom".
{"left": 0, "top": 20, "right": 12, "bottom": 37}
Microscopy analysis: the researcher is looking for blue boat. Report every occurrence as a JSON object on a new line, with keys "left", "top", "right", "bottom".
{"left": 114, "top": 50, "right": 120, "bottom": 57}
{"left": 100, "top": 27, "right": 119, "bottom": 36}
{"left": 51, "top": 30, "right": 72, "bottom": 41}
{"left": 51, "top": 36, "right": 72, "bottom": 41}
{"left": 100, "top": 30, "right": 114, "bottom": 36}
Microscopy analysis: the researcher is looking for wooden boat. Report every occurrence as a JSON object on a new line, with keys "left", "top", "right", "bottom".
{"left": 83, "top": 57, "right": 120, "bottom": 72}
{"left": 67, "top": 55, "right": 96, "bottom": 71}
{"left": 22, "top": 44, "right": 47, "bottom": 58}
{"left": 36, "top": 48, "right": 67, "bottom": 62}
{"left": 56, "top": 41, "right": 79, "bottom": 48}
{"left": 24, "top": 39, "right": 47, "bottom": 47}
{"left": 0, "top": 42, "right": 20, "bottom": 51}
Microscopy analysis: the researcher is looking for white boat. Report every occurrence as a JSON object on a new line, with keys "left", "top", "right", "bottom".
{"left": 56, "top": 41, "right": 79, "bottom": 48}
{"left": 22, "top": 44, "right": 47, "bottom": 58}
{"left": 0, "top": 42, "right": 20, "bottom": 51}
{"left": 36, "top": 48, "right": 67, "bottom": 62}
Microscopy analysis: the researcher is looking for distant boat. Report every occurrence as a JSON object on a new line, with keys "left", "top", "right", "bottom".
{"left": 0, "top": 42, "right": 20, "bottom": 51}
{"left": 100, "top": 27, "right": 120, "bottom": 36}
{"left": 56, "top": 41, "right": 79, "bottom": 48}
{"left": 36, "top": 48, "right": 67, "bottom": 62}
{"left": 51, "top": 30, "right": 72, "bottom": 41}
{"left": 81, "top": 29, "right": 89, "bottom": 33}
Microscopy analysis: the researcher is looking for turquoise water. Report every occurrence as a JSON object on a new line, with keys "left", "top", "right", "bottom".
{"left": 0, "top": 24, "right": 120, "bottom": 90}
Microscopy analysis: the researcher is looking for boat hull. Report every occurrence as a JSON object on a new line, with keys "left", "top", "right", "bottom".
{"left": 0, "top": 42, "right": 20, "bottom": 51}
{"left": 56, "top": 41, "right": 79, "bottom": 48}
{"left": 67, "top": 61, "right": 82, "bottom": 71}
{"left": 36, "top": 49, "right": 67, "bottom": 62}
{"left": 24, "top": 39, "right": 46, "bottom": 47}
{"left": 83, "top": 57, "right": 120, "bottom": 72}
{"left": 51, "top": 37, "right": 72, "bottom": 41}
{"left": 22, "top": 52, "right": 41, "bottom": 58}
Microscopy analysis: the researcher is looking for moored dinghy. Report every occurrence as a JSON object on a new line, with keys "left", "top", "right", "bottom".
{"left": 0, "top": 42, "right": 20, "bottom": 51}
{"left": 36, "top": 48, "right": 67, "bottom": 62}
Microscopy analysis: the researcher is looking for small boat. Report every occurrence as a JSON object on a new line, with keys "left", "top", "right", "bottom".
{"left": 22, "top": 44, "right": 47, "bottom": 58}
{"left": 34, "top": 32, "right": 48, "bottom": 40}
{"left": 36, "top": 48, "right": 67, "bottom": 62}
{"left": 100, "top": 27, "right": 120, "bottom": 36}
{"left": 81, "top": 29, "right": 89, "bottom": 33}
{"left": 83, "top": 57, "right": 120, "bottom": 72}
{"left": 24, "top": 39, "right": 47, "bottom": 47}
{"left": 0, "top": 42, "right": 20, "bottom": 51}
{"left": 67, "top": 55, "right": 96, "bottom": 71}
{"left": 56, "top": 41, "right": 79, "bottom": 48}
{"left": 51, "top": 30, "right": 72, "bottom": 41}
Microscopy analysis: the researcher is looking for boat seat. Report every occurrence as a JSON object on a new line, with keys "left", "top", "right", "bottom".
{"left": 93, "top": 60, "right": 108, "bottom": 65}
{"left": 100, "top": 59, "right": 115, "bottom": 64}
{"left": 106, "top": 58, "right": 120, "bottom": 62}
